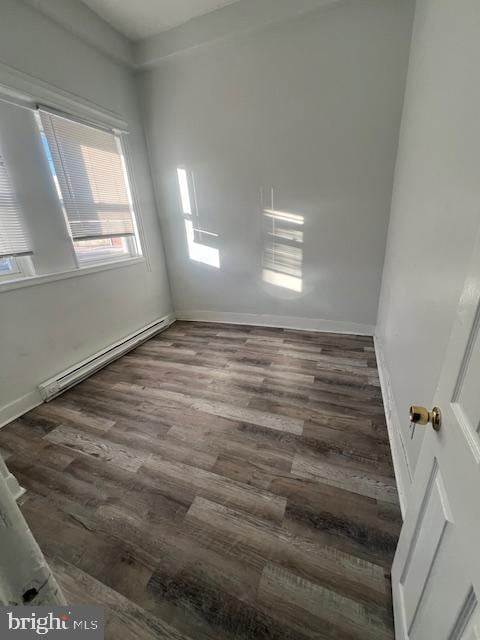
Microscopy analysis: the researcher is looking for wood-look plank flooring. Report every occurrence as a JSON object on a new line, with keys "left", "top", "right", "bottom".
{"left": 0, "top": 321, "right": 401, "bottom": 639}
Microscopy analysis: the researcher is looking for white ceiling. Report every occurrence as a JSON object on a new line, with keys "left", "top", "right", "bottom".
{"left": 80, "top": 0, "right": 242, "bottom": 41}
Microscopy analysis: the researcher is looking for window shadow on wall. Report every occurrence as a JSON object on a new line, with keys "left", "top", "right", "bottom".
{"left": 261, "top": 187, "right": 303, "bottom": 293}
{"left": 177, "top": 167, "right": 220, "bottom": 269}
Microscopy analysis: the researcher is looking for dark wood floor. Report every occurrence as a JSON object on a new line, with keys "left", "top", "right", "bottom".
{"left": 0, "top": 321, "right": 401, "bottom": 639}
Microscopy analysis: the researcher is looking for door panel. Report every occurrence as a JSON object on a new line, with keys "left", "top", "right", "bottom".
{"left": 399, "top": 463, "right": 452, "bottom": 633}
{"left": 392, "top": 230, "right": 480, "bottom": 639}
{"left": 452, "top": 302, "right": 480, "bottom": 454}
{"left": 450, "top": 591, "right": 479, "bottom": 640}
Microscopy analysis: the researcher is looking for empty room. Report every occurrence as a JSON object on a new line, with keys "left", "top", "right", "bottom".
{"left": 0, "top": 0, "right": 479, "bottom": 638}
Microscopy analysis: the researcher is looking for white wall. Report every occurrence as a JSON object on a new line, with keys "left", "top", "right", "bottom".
{"left": 376, "top": 0, "right": 480, "bottom": 488}
{"left": 138, "top": 0, "right": 414, "bottom": 333}
{"left": 23, "top": 0, "right": 134, "bottom": 66}
{"left": 0, "top": 0, "right": 172, "bottom": 424}
{"left": 134, "top": 0, "right": 357, "bottom": 69}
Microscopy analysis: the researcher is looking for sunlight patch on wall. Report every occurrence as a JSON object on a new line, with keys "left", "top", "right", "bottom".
{"left": 262, "top": 266, "right": 303, "bottom": 292}
{"left": 177, "top": 167, "right": 220, "bottom": 269}
{"left": 184, "top": 219, "right": 220, "bottom": 268}
{"left": 177, "top": 167, "right": 192, "bottom": 215}
{"left": 261, "top": 187, "right": 304, "bottom": 293}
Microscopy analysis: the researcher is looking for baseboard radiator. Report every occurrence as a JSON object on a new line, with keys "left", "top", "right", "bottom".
{"left": 38, "top": 314, "right": 175, "bottom": 402}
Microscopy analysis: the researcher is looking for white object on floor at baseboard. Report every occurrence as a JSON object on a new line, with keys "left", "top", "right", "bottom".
{"left": 0, "top": 455, "right": 25, "bottom": 501}
{"left": 38, "top": 313, "right": 176, "bottom": 402}
{"left": 1, "top": 314, "right": 176, "bottom": 428}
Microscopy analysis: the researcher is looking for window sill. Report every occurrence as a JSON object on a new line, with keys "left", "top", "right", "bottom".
{"left": 0, "top": 256, "right": 145, "bottom": 293}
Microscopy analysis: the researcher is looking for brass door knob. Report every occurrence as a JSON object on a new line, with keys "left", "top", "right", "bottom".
{"left": 409, "top": 405, "right": 442, "bottom": 431}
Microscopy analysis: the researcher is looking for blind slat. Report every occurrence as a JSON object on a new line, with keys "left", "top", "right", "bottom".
{"left": 0, "top": 155, "right": 32, "bottom": 259}
{"left": 39, "top": 110, "right": 135, "bottom": 241}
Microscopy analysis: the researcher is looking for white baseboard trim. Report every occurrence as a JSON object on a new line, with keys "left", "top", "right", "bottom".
{"left": 0, "top": 390, "right": 43, "bottom": 430}
{"left": 175, "top": 310, "right": 375, "bottom": 336}
{"left": 374, "top": 335, "right": 412, "bottom": 517}
{"left": 0, "top": 313, "right": 176, "bottom": 429}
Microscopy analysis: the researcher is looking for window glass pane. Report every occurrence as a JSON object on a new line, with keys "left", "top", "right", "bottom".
{"left": 39, "top": 111, "right": 136, "bottom": 241}
{"left": 38, "top": 111, "right": 141, "bottom": 267}
{"left": 0, "top": 256, "right": 19, "bottom": 275}
{"left": 0, "top": 256, "right": 13, "bottom": 273}
{"left": 73, "top": 236, "right": 132, "bottom": 264}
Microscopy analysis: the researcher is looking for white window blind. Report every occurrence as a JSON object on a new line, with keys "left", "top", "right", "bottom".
{"left": 0, "top": 153, "right": 32, "bottom": 259}
{"left": 39, "top": 109, "right": 135, "bottom": 241}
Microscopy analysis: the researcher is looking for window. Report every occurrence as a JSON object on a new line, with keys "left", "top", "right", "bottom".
{"left": 0, "top": 95, "right": 143, "bottom": 288}
{"left": 38, "top": 108, "right": 141, "bottom": 266}
{"left": 0, "top": 152, "right": 32, "bottom": 276}
{"left": 73, "top": 237, "right": 130, "bottom": 264}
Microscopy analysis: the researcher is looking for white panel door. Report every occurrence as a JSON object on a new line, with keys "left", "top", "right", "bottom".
{"left": 392, "top": 229, "right": 480, "bottom": 640}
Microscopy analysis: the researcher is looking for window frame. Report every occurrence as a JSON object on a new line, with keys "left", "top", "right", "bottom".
{"left": 0, "top": 255, "right": 35, "bottom": 280}
{"left": 0, "top": 255, "right": 145, "bottom": 293}
{"left": 0, "top": 90, "right": 147, "bottom": 292}
{"left": 37, "top": 110, "right": 143, "bottom": 270}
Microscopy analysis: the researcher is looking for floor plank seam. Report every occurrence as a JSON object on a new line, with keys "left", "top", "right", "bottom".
{"left": 0, "top": 321, "right": 401, "bottom": 640}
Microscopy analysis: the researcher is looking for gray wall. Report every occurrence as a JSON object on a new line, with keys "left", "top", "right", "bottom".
{"left": 138, "top": 0, "right": 414, "bottom": 332}
{"left": 0, "top": 0, "right": 172, "bottom": 422}
{"left": 376, "top": 0, "right": 480, "bottom": 478}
